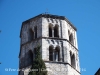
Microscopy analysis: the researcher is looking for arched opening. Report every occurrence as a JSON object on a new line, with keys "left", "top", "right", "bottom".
{"left": 49, "top": 24, "right": 52, "bottom": 37}
{"left": 54, "top": 25, "right": 59, "bottom": 37}
{"left": 29, "top": 50, "right": 33, "bottom": 64}
{"left": 49, "top": 45, "right": 53, "bottom": 61}
{"left": 34, "top": 26, "right": 37, "bottom": 39}
{"left": 26, "top": 50, "right": 33, "bottom": 66}
{"left": 70, "top": 53, "right": 76, "bottom": 68}
{"left": 54, "top": 46, "right": 60, "bottom": 61}
{"left": 28, "top": 29, "right": 34, "bottom": 41}
{"left": 69, "top": 33, "right": 74, "bottom": 45}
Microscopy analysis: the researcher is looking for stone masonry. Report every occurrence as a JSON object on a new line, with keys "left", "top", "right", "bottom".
{"left": 19, "top": 14, "right": 81, "bottom": 75}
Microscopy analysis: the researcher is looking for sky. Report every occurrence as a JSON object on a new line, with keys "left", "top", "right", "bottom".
{"left": 0, "top": 0, "right": 100, "bottom": 75}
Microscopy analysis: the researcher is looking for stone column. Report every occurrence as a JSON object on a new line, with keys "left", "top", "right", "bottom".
{"left": 53, "top": 49, "right": 55, "bottom": 61}
{"left": 52, "top": 28, "right": 54, "bottom": 37}
{"left": 59, "top": 46, "right": 62, "bottom": 62}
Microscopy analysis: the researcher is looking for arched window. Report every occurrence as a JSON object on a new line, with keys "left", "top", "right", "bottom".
{"left": 54, "top": 25, "right": 59, "bottom": 37}
{"left": 49, "top": 24, "right": 52, "bottom": 37}
{"left": 54, "top": 46, "right": 60, "bottom": 61}
{"left": 29, "top": 50, "right": 33, "bottom": 64}
{"left": 34, "top": 26, "right": 37, "bottom": 39}
{"left": 70, "top": 52, "right": 76, "bottom": 68}
{"left": 26, "top": 50, "right": 33, "bottom": 66}
{"left": 49, "top": 45, "right": 53, "bottom": 61}
{"left": 28, "top": 29, "right": 34, "bottom": 41}
{"left": 69, "top": 33, "right": 74, "bottom": 45}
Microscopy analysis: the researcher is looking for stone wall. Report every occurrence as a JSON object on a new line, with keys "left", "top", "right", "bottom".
{"left": 19, "top": 14, "right": 80, "bottom": 75}
{"left": 45, "top": 62, "right": 80, "bottom": 75}
{"left": 20, "top": 17, "right": 42, "bottom": 45}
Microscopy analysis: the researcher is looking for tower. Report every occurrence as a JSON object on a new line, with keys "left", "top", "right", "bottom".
{"left": 19, "top": 14, "right": 81, "bottom": 75}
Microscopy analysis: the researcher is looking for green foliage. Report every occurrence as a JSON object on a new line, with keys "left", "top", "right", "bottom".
{"left": 28, "top": 45, "right": 47, "bottom": 75}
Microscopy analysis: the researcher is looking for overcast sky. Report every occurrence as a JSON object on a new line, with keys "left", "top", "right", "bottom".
{"left": 0, "top": 0, "right": 100, "bottom": 75}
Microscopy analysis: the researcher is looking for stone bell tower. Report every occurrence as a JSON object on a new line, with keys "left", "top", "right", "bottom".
{"left": 19, "top": 14, "right": 81, "bottom": 75}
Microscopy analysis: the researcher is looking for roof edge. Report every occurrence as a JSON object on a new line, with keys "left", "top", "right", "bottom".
{"left": 22, "top": 14, "right": 77, "bottom": 31}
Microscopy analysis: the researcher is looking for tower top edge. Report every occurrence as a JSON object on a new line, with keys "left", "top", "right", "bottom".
{"left": 22, "top": 14, "right": 77, "bottom": 31}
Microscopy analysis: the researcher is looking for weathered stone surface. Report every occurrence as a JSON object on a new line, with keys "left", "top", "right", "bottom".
{"left": 19, "top": 14, "right": 80, "bottom": 75}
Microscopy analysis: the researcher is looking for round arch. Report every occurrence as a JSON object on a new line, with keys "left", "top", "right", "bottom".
{"left": 54, "top": 24, "right": 59, "bottom": 37}
{"left": 49, "top": 45, "right": 54, "bottom": 61}
{"left": 49, "top": 23, "right": 53, "bottom": 37}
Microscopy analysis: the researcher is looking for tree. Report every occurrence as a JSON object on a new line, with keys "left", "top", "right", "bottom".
{"left": 28, "top": 45, "right": 47, "bottom": 75}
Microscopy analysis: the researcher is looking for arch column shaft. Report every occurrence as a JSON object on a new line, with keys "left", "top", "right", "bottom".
{"left": 52, "top": 29, "right": 54, "bottom": 37}
{"left": 60, "top": 47, "right": 62, "bottom": 62}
